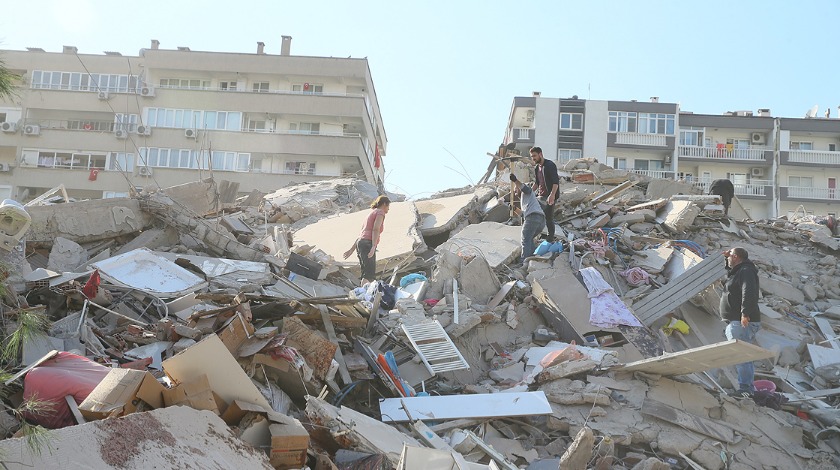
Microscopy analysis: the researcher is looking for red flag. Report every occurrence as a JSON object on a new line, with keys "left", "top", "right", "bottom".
{"left": 88, "top": 169, "right": 99, "bottom": 181}
{"left": 82, "top": 270, "right": 100, "bottom": 299}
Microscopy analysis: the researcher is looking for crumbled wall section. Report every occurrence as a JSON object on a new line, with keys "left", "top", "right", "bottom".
{"left": 26, "top": 199, "right": 152, "bottom": 244}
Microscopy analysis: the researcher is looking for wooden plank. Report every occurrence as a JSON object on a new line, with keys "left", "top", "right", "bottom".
{"left": 428, "top": 418, "right": 483, "bottom": 434}
{"left": 633, "top": 254, "right": 725, "bottom": 312}
{"left": 815, "top": 317, "right": 839, "bottom": 349}
{"left": 365, "top": 290, "right": 382, "bottom": 336}
{"left": 379, "top": 392, "right": 552, "bottom": 423}
{"left": 619, "top": 339, "right": 774, "bottom": 376}
{"left": 64, "top": 395, "right": 86, "bottom": 425}
{"left": 319, "top": 305, "right": 352, "bottom": 386}
{"left": 295, "top": 313, "right": 368, "bottom": 328}
{"left": 634, "top": 254, "right": 726, "bottom": 325}
{"left": 641, "top": 398, "right": 735, "bottom": 444}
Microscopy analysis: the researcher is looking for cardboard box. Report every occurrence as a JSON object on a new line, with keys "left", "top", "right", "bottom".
{"left": 217, "top": 312, "right": 255, "bottom": 353}
{"left": 78, "top": 369, "right": 164, "bottom": 420}
{"left": 221, "top": 399, "right": 267, "bottom": 425}
{"left": 162, "top": 374, "right": 220, "bottom": 414}
{"left": 268, "top": 412, "right": 309, "bottom": 469}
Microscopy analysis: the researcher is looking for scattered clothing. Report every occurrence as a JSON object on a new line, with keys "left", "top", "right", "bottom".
{"left": 580, "top": 267, "right": 643, "bottom": 328}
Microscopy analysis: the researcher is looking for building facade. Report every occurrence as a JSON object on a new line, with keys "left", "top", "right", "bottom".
{"left": 0, "top": 38, "right": 387, "bottom": 202}
{"left": 505, "top": 94, "right": 840, "bottom": 220}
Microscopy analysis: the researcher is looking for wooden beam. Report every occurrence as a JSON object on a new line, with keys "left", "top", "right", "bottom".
{"left": 318, "top": 305, "right": 352, "bottom": 386}
{"left": 295, "top": 313, "right": 368, "bottom": 328}
{"left": 65, "top": 395, "right": 86, "bottom": 425}
{"left": 619, "top": 339, "right": 774, "bottom": 376}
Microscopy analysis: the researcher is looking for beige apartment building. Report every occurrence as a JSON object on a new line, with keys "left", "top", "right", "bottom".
{"left": 0, "top": 38, "right": 387, "bottom": 202}
{"left": 506, "top": 94, "right": 840, "bottom": 220}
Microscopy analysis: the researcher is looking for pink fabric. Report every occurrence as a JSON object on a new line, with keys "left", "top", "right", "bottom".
{"left": 22, "top": 352, "right": 111, "bottom": 428}
{"left": 358, "top": 208, "right": 385, "bottom": 240}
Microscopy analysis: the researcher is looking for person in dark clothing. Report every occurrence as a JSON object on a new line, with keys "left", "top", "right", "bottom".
{"left": 529, "top": 146, "right": 559, "bottom": 240}
{"left": 719, "top": 247, "right": 761, "bottom": 396}
{"left": 709, "top": 178, "right": 735, "bottom": 216}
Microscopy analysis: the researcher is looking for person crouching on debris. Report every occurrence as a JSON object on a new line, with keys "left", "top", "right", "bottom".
{"left": 720, "top": 247, "right": 761, "bottom": 397}
{"left": 709, "top": 178, "right": 735, "bottom": 216}
{"left": 344, "top": 195, "right": 390, "bottom": 284}
{"left": 510, "top": 173, "right": 545, "bottom": 264}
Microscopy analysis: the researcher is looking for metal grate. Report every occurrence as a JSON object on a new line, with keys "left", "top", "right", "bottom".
{"left": 402, "top": 320, "right": 470, "bottom": 374}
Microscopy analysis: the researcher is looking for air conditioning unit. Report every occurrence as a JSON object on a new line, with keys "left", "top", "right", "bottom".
{"left": 97, "top": 91, "right": 110, "bottom": 100}
{"left": 139, "top": 86, "right": 155, "bottom": 97}
{"left": 751, "top": 167, "right": 765, "bottom": 177}
{"left": 184, "top": 128, "right": 197, "bottom": 139}
{"left": 115, "top": 129, "right": 128, "bottom": 139}
{"left": 0, "top": 163, "right": 10, "bottom": 172}
{"left": 136, "top": 125, "right": 151, "bottom": 135}
{"left": 0, "top": 122, "right": 16, "bottom": 133}
{"left": 138, "top": 166, "right": 153, "bottom": 176}
{"left": 23, "top": 125, "right": 40, "bottom": 136}
{"left": 751, "top": 132, "right": 765, "bottom": 144}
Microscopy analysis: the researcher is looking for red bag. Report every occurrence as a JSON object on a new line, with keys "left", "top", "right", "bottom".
{"left": 22, "top": 352, "right": 111, "bottom": 428}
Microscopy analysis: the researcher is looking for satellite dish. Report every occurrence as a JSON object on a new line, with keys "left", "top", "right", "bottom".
{"left": 805, "top": 105, "right": 819, "bottom": 118}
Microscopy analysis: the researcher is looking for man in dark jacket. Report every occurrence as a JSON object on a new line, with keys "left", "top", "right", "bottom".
{"left": 709, "top": 178, "right": 735, "bottom": 216}
{"left": 719, "top": 247, "right": 761, "bottom": 396}
{"left": 530, "top": 147, "right": 559, "bottom": 240}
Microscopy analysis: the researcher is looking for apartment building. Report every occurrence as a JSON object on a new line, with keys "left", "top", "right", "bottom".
{"left": 505, "top": 94, "right": 840, "bottom": 219}
{"left": 0, "top": 38, "right": 387, "bottom": 202}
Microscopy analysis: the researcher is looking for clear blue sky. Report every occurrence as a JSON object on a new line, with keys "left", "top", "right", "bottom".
{"left": 2, "top": 1, "right": 838, "bottom": 199}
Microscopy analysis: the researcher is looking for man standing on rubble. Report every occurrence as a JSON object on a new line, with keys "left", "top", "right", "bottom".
{"left": 530, "top": 147, "right": 559, "bottom": 240}
{"left": 510, "top": 173, "right": 545, "bottom": 264}
{"left": 709, "top": 178, "right": 735, "bottom": 216}
{"left": 720, "top": 247, "right": 761, "bottom": 397}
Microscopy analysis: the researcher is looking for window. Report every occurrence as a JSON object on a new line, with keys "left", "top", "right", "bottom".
{"left": 559, "top": 113, "right": 583, "bottom": 130}
{"left": 607, "top": 157, "right": 627, "bottom": 170}
{"left": 634, "top": 159, "right": 664, "bottom": 171}
{"left": 292, "top": 83, "right": 323, "bottom": 94}
{"left": 727, "top": 138, "right": 750, "bottom": 149}
{"left": 790, "top": 141, "right": 813, "bottom": 150}
{"left": 290, "top": 122, "right": 320, "bottom": 134}
{"left": 252, "top": 82, "right": 270, "bottom": 93}
{"left": 219, "top": 81, "right": 238, "bottom": 91}
{"left": 247, "top": 120, "right": 267, "bottom": 132}
{"left": 728, "top": 173, "right": 747, "bottom": 185}
{"left": 558, "top": 149, "right": 582, "bottom": 161}
{"left": 638, "top": 113, "right": 675, "bottom": 135}
{"left": 107, "top": 152, "right": 135, "bottom": 172}
{"left": 0, "top": 113, "right": 6, "bottom": 123}
{"left": 830, "top": 144, "right": 837, "bottom": 152}
{"left": 159, "top": 78, "right": 210, "bottom": 89}
{"left": 103, "top": 191, "right": 129, "bottom": 199}
{"left": 679, "top": 127, "right": 704, "bottom": 146}
{"left": 789, "top": 176, "right": 813, "bottom": 187}
{"left": 146, "top": 108, "right": 241, "bottom": 130}
{"left": 285, "top": 161, "right": 316, "bottom": 175}
{"left": 114, "top": 114, "right": 139, "bottom": 133}
{"left": 31, "top": 70, "right": 139, "bottom": 92}
{"left": 608, "top": 112, "right": 637, "bottom": 133}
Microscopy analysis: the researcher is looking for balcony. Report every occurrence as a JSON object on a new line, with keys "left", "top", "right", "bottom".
{"left": 615, "top": 132, "right": 666, "bottom": 146}
{"left": 511, "top": 127, "right": 534, "bottom": 142}
{"left": 629, "top": 169, "right": 675, "bottom": 180}
{"left": 678, "top": 145, "right": 770, "bottom": 162}
{"left": 781, "top": 186, "right": 840, "bottom": 202}
{"left": 694, "top": 179, "right": 772, "bottom": 198}
{"left": 785, "top": 150, "right": 840, "bottom": 166}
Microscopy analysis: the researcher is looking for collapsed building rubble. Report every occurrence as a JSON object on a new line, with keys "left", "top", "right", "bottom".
{"left": 1, "top": 164, "right": 840, "bottom": 469}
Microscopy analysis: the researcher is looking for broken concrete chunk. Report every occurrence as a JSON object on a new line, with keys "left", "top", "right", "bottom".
{"left": 437, "top": 222, "right": 522, "bottom": 269}
{"left": 48, "top": 237, "right": 89, "bottom": 272}
{"left": 459, "top": 254, "right": 501, "bottom": 305}
{"left": 415, "top": 193, "right": 478, "bottom": 237}
{"left": 173, "top": 324, "right": 202, "bottom": 340}
{"left": 759, "top": 275, "right": 805, "bottom": 304}
{"left": 659, "top": 200, "right": 700, "bottom": 233}
{"left": 607, "top": 212, "right": 646, "bottom": 227}
{"left": 559, "top": 426, "right": 594, "bottom": 470}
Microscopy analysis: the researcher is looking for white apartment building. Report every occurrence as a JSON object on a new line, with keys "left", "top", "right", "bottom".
{"left": 505, "top": 94, "right": 840, "bottom": 220}
{"left": 0, "top": 38, "right": 387, "bottom": 202}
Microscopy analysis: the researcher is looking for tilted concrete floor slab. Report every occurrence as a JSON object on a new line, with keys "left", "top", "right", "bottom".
{"left": 26, "top": 198, "right": 152, "bottom": 244}
{"left": 415, "top": 193, "right": 477, "bottom": 237}
{"left": 294, "top": 201, "right": 425, "bottom": 275}
{"left": 0, "top": 406, "right": 273, "bottom": 469}
{"left": 436, "top": 222, "right": 521, "bottom": 269}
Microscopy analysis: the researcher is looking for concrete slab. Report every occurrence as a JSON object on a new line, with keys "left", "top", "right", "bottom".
{"left": 437, "top": 222, "right": 521, "bottom": 269}
{"left": 162, "top": 179, "right": 220, "bottom": 216}
{"left": 115, "top": 227, "right": 180, "bottom": 256}
{"left": 0, "top": 406, "right": 272, "bottom": 469}
{"left": 459, "top": 254, "right": 501, "bottom": 304}
{"left": 620, "top": 339, "right": 774, "bottom": 375}
{"left": 295, "top": 201, "right": 425, "bottom": 275}
{"left": 659, "top": 200, "right": 700, "bottom": 233}
{"left": 155, "top": 251, "right": 273, "bottom": 285}
{"left": 760, "top": 275, "right": 805, "bottom": 304}
{"left": 47, "top": 237, "right": 88, "bottom": 272}
{"left": 631, "top": 247, "right": 674, "bottom": 274}
{"left": 26, "top": 198, "right": 152, "bottom": 244}
{"left": 646, "top": 180, "right": 700, "bottom": 199}
{"left": 415, "top": 193, "right": 477, "bottom": 236}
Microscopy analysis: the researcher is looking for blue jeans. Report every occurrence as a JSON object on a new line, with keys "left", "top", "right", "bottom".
{"left": 521, "top": 213, "right": 546, "bottom": 262}
{"left": 725, "top": 321, "right": 761, "bottom": 392}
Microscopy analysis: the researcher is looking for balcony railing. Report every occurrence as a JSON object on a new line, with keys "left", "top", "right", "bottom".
{"left": 783, "top": 186, "right": 839, "bottom": 200}
{"left": 28, "top": 119, "right": 128, "bottom": 132}
{"left": 629, "top": 169, "right": 675, "bottom": 180}
{"left": 679, "top": 145, "right": 767, "bottom": 161}
{"left": 615, "top": 132, "right": 666, "bottom": 146}
{"left": 694, "top": 179, "right": 772, "bottom": 197}
{"left": 787, "top": 150, "right": 840, "bottom": 165}
{"left": 514, "top": 127, "right": 533, "bottom": 140}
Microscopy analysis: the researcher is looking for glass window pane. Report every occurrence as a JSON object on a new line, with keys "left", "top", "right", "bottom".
{"left": 157, "top": 109, "right": 166, "bottom": 126}
{"left": 204, "top": 111, "right": 217, "bottom": 129}
{"left": 148, "top": 148, "right": 159, "bottom": 166}
{"left": 216, "top": 112, "right": 227, "bottom": 129}
{"left": 174, "top": 110, "right": 183, "bottom": 127}
{"left": 70, "top": 73, "right": 81, "bottom": 90}
{"left": 165, "top": 109, "right": 175, "bottom": 127}
{"left": 227, "top": 112, "right": 241, "bottom": 131}
{"left": 32, "top": 71, "right": 41, "bottom": 88}
{"left": 237, "top": 153, "right": 250, "bottom": 171}
{"left": 180, "top": 150, "right": 190, "bottom": 168}
{"left": 119, "top": 75, "right": 128, "bottom": 92}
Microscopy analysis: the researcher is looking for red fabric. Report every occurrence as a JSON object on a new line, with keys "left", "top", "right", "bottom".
{"left": 88, "top": 169, "right": 99, "bottom": 181}
{"left": 374, "top": 146, "right": 381, "bottom": 168}
{"left": 358, "top": 208, "right": 385, "bottom": 240}
{"left": 82, "top": 270, "right": 100, "bottom": 299}
{"left": 22, "top": 352, "right": 111, "bottom": 428}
